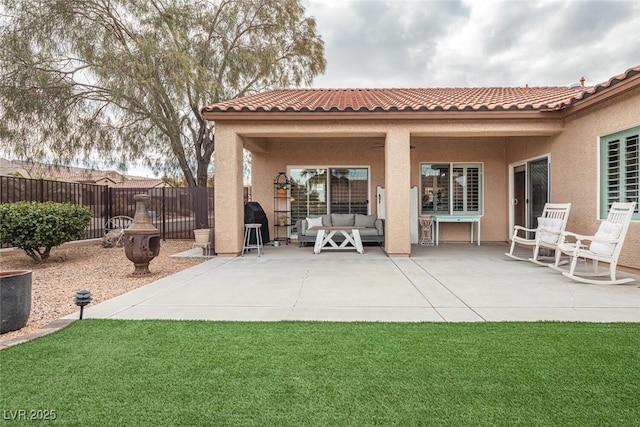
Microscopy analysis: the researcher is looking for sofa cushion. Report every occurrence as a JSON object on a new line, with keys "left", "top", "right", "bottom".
{"left": 306, "top": 216, "right": 323, "bottom": 229}
{"left": 358, "top": 228, "right": 380, "bottom": 236}
{"left": 375, "top": 219, "right": 384, "bottom": 236}
{"left": 305, "top": 228, "right": 319, "bottom": 237}
{"left": 322, "top": 214, "right": 331, "bottom": 226}
{"left": 355, "top": 214, "right": 377, "bottom": 228}
{"left": 331, "top": 213, "right": 355, "bottom": 226}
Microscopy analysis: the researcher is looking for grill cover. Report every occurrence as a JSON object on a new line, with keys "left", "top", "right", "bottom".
{"left": 244, "top": 202, "right": 270, "bottom": 244}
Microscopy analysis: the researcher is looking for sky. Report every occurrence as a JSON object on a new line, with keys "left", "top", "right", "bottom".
{"left": 5, "top": 0, "right": 639, "bottom": 178}
{"left": 302, "top": 0, "right": 640, "bottom": 89}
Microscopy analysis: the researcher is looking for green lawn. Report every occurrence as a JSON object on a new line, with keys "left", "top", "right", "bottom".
{"left": 1, "top": 320, "right": 639, "bottom": 426}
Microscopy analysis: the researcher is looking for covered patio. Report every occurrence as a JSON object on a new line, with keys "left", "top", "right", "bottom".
{"left": 74, "top": 243, "right": 640, "bottom": 322}
{"left": 201, "top": 67, "right": 640, "bottom": 271}
{"left": 206, "top": 111, "right": 566, "bottom": 258}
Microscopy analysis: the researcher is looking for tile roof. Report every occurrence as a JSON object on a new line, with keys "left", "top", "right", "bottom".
{"left": 11, "top": 160, "right": 166, "bottom": 188}
{"left": 202, "top": 65, "right": 640, "bottom": 115}
{"left": 115, "top": 178, "right": 167, "bottom": 188}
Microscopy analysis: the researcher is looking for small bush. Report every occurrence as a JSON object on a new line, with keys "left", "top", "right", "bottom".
{"left": 0, "top": 201, "right": 93, "bottom": 263}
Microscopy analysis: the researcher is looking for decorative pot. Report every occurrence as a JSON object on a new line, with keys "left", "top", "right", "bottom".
{"left": 193, "top": 228, "right": 211, "bottom": 245}
{"left": 0, "top": 270, "right": 32, "bottom": 334}
{"left": 277, "top": 188, "right": 287, "bottom": 197}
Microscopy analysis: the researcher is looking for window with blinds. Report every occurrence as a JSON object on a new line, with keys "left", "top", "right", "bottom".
{"left": 421, "top": 163, "right": 483, "bottom": 215}
{"left": 601, "top": 127, "right": 640, "bottom": 220}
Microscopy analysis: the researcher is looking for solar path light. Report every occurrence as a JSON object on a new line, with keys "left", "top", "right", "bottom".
{"left": 73, "top": 290, "right": 93, "bottom": 320}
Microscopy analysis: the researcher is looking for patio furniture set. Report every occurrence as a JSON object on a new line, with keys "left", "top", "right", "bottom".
{"left": 102, "top": 200, "right": 635, "bottom": 286}
{"left": 505, "top": 201, "right": 637, "bottom": 285}
{"left": 296, "top": 213, "right": 384, "bottom": 254}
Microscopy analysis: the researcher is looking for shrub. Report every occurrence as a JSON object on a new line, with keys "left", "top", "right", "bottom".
{"left": 0, "top": 201, "right": 93, "bottom": 263}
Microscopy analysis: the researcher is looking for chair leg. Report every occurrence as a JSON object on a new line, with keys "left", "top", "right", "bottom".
{"left": 546, "top": 244, "right": 573, "bottom": 268}
{"left": 609, "top": 261, "right": 617, "bottom": 282}
{"left": 568, "top": 252, "right": 579, "bottom": 277}
{"left": 554, "top": 248, "right": 560, "bottom": 266}
{"left": 241, "top": 228, "right": 247, "bottom": 256}
{"left": 508, "top": 239, "right": 516, "bottom": 256}
{"left": 257, "top": 228, "right": 263, "bottom": 257}
{"left": 531, "top": 243, "right": 540, "bottom": 263}
{"left": 505, "top": 239, "right": 530, "bottom": 261}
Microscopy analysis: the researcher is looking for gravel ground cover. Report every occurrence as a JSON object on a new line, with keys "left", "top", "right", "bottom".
{"left": 0, "top": 239, "right": 204, "bottom": 343}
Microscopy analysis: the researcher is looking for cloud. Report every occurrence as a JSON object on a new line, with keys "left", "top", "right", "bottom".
{"left": 305, "top": 0, "right": 470, "bottom": 87}
{"left": 303, "top": 0, "right": 640, "bottom": 88}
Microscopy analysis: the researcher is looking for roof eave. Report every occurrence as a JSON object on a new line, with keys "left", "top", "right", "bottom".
{"left": 559, "top": 71, "right": 640, "bottom": 116}
{"left": 201, "top": 109, "right": 559, "bottom": 122}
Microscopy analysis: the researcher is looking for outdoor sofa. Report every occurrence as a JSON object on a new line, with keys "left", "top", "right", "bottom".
{"left": 295, "top": 213, "right": 384, "bottom": 247}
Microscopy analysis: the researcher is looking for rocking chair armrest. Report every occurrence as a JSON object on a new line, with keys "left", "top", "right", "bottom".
{"left": 512, "top": 225, "right": 537, "bottom": 239}
{"left": 561, "top": 231, "right": 619, "bottom": 244}
{"left": 589, "top": 235, "right": 621, "bottom": 245}
{"left": 557, "top": 231, "right": 585, "bottom": 247}
{"left": 558, "top": 231, "right": 618, "bottom": 247}
{"left": 559, "top": 230, "right": 588, "bottom": 240}
{"left": 513, "top": 225, "right": 536, "bottom": 233}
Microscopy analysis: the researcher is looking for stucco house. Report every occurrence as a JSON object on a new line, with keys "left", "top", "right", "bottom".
{"left": 201, "top": 65, "right": 640, "bottom": 271}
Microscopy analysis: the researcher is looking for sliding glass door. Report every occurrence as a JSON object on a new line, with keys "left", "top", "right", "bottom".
{"left": 528, "top": 158, "right": 549, "bottom": 224}
{"left": 510, "top": 156, "right": 549, "bottom": 238}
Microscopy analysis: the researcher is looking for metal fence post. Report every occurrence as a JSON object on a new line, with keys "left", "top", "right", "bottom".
{"left": 162, "top": 186, "right": 166, "bottom": 240}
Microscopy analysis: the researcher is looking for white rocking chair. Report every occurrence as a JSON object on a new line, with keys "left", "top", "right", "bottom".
{"left": 505, "top": 203, "right": 572, "bottom": 266}
{"left": 550, "top": 202, "right": 636, "bottom": 285}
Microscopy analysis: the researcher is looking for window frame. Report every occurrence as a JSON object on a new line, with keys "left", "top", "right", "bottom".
{"left": 599, "top": 126, "right": 640, "bottom": 221}
{"left": 420, "top": 162, "right": 484, "bottom": 216}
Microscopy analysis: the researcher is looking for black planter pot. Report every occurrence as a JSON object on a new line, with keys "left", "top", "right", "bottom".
{"left": 0, "top": 270, "right": 32, "bottom": 334}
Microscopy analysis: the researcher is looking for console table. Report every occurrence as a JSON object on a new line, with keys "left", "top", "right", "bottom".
{"left": 432, "top": 215, "right": 482, "bottom": 246}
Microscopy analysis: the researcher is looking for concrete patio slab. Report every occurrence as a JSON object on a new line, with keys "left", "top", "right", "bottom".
{"left": 69, "top": 243, "right": 640, "bottom": 323}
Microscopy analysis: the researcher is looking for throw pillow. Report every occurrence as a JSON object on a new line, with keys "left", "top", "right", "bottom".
{"left": 355, "top": 214, "right": 377, "bottom": 228}
{"left": 536, "top": 217, "right": 564, "bottom": 244}
{"left": 306, "top": 216, "right": 323, "bottom": 229}
{"left": 589, "top": 221, "right": 623, "bottom": 256}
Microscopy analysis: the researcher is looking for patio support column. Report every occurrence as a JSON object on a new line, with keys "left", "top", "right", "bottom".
{"left": 384, "top": 128, "right": 411, "bottom": 256}
{"left": 214, "top": 125, "right": 244, "bottom": 256}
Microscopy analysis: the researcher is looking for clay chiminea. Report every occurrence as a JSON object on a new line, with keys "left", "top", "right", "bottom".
{"left": 124, "top": 194, "right": 161, "bottom": 276}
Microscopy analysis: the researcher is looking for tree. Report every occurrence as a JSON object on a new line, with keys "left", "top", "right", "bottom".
{"left": 0, "top": 0, "right": 325, "bottom": 188}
